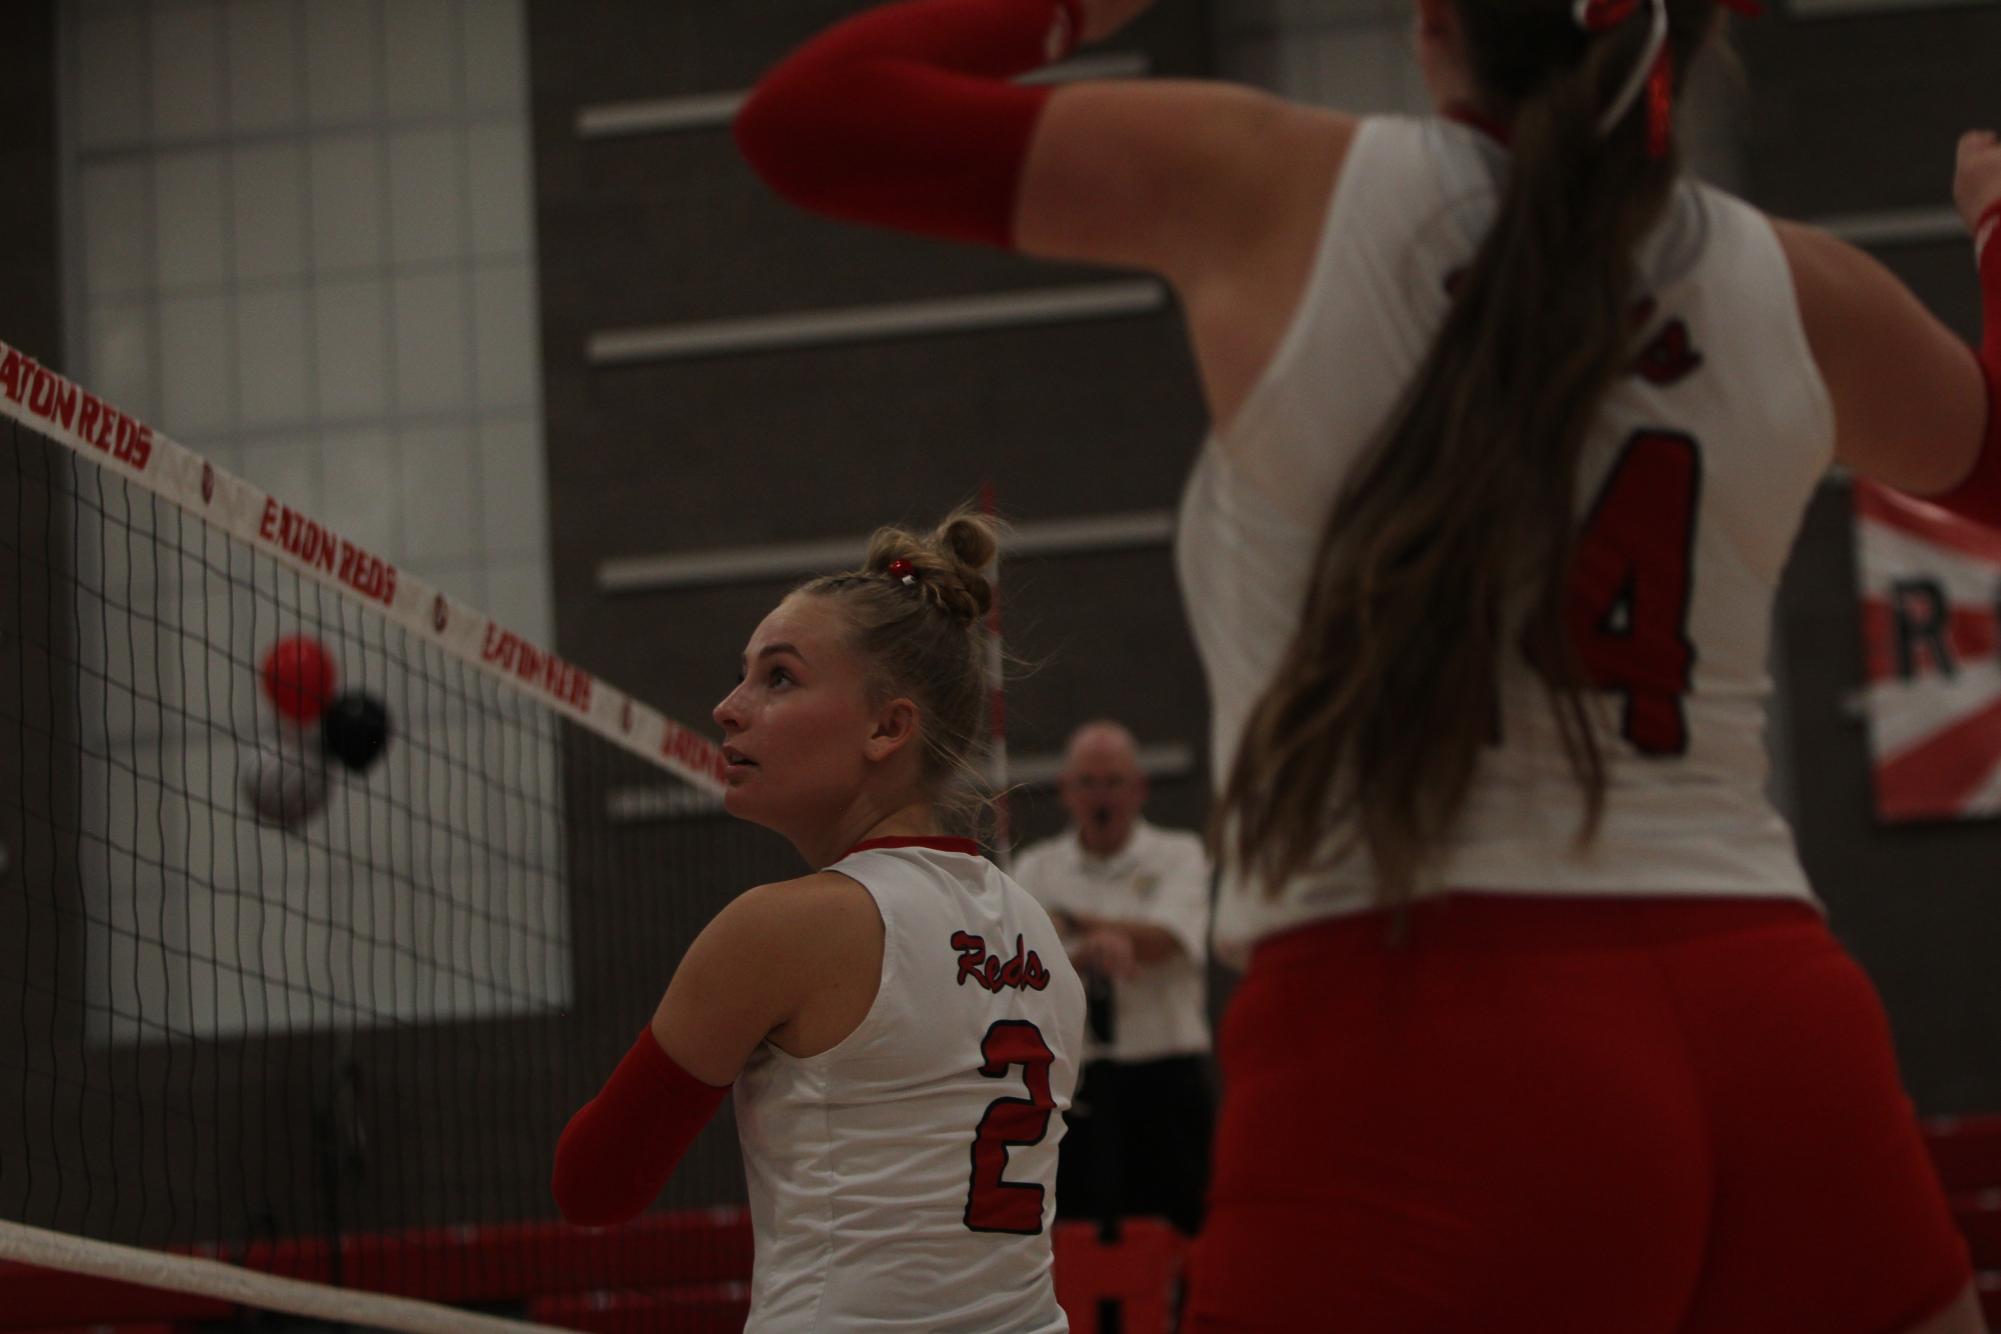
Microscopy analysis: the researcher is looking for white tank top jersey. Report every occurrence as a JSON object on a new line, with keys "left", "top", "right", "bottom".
{"left": 1176, "top": 116, "right": 1835, "bottom": 964}
{"left": 732, "top": 838, "right": 1085, "bottom": 1332}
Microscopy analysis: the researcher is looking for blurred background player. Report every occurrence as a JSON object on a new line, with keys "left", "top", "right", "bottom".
{"left": 1013, "top": 719, "right": 1213, "bottom": 1236}
{"left": 735, "top": 0, "right": 2001, "bottom": 1329}
{"left": 553, "top": 511, "right": 1085, "bottom": 1332}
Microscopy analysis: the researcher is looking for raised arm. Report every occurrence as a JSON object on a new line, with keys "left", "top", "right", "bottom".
{"left": 1778, "top": 131, "right": 2001, "bottom": 512}
{"left": 734, "top": 0, "right": 1355, "bottom": 420}
{"left": 732, "top": 0, "right": 1086, "bottom": 249}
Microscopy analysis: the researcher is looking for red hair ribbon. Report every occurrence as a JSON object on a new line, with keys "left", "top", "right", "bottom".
{"left": 887, "top": 558, "right": 918, "bottom": 586}
{"left": 1645, "top": 46, "right": 1674, "bottom": 159}
{"left": 1573, "top": 0, "right": 1759, "bottom": 159}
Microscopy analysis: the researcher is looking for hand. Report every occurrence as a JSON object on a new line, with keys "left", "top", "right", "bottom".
{"left": 1070, "top": 927, "right": 1139, "bottom": 980}
{"left": 1077, "top": 0, "right": 1158, "bottom": 45}
{"left": 1955, "top": 130, "right": 2001, "bottom": 235}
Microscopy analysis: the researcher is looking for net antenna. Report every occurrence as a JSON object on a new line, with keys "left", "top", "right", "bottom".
{"left": 0, "top": 342, "right": 775, "bottom": 1328}
{"left": 981, "top": 480, "right": 1013, "bottom": 870}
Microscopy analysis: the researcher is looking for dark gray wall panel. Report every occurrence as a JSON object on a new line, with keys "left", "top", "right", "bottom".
{"left": 1744, "top": 6, "right": 2001, "bottom": 1112}
{"left": 1741, "top": 6, "right": 2001, "bottom": 217}
{"left": 0, "top": 0, "right": 68, "bottom": 1238}
{"left": 536, "top": 0, "right": 1214, "bottom": 787}
{"left": 548, "top": 133, "right": 1160, "bottom": 333}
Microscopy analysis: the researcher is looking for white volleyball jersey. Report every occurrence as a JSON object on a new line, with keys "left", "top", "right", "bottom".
{"left": 733, "top": 838, "right": 1085, "bottom": 1332}
{"left": 1176, "top": 116, "right": 1834, "bottom": 963}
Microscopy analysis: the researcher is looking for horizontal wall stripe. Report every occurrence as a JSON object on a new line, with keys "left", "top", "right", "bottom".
{"left": 599, "top": 509, "right": 1177, "bottom": 594}
{"left": 574, "top": 52, "right": 1152, "bottom": 140}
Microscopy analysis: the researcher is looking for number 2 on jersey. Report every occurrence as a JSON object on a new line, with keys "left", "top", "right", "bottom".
{"left": 1568, "top": 430, "right": 1701, "bottom": 755}
{"left": 964, "top": 1019, "right": 1056, "bottom": 1235}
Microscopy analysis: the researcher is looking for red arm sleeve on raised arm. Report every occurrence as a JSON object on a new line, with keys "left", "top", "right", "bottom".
{"left": 733, "top": 0, "right": 1083, "bottom": 248}
{"left": 1916, "top": 204, "right": 2001, "bottom": 524}
{"left": 551, "top": 1029, "right": 730, "bottom": 1228}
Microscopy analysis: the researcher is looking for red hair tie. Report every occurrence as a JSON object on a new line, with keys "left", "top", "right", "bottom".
{"left": 887, "top": 558, "right": 918, "bottom": 587}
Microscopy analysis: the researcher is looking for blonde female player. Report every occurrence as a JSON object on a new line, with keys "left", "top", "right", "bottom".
{"left": 735, "top": 1, "right": 2001, "bottom": 1330}
{"left": 552, "top": 512, "right": 1084, "bottom": 1332}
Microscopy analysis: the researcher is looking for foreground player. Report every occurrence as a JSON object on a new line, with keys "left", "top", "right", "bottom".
{"left": 736, "top": 1, "right": 2001, "bottom": 1329}
{"left": 553, "top": 512, "right": 1084, "bottom": 1332}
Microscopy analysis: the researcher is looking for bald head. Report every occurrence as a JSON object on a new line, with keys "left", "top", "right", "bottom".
{"left": 1065, "top": 720, "right": 1139, "bottom": 773}
{"left": 1060, "top": 720, "right": 1147, "bottom": 856}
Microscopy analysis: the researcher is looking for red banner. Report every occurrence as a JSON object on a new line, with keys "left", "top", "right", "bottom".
{"left": 1854, "top": 479, "right": 2001, "bottom": 821}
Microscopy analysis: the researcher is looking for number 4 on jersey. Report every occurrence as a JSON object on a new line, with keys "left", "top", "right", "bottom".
{"left": 1568, "top": 430, "right": 1701, "bottom": 756}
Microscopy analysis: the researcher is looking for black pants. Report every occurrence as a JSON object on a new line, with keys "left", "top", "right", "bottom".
{"left": 1055, "top": 1054, "right": 1214, "bottom": 1236}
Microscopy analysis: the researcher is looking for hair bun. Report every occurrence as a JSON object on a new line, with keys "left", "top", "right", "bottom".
{"left": 861, "top": 507, "right": 999, "bottom": 628}
{"left": 937, "top": 512, "right": 998, "bottom": 572}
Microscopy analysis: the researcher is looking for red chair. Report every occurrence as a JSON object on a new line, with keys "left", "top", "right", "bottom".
{"left": 1927, "top": 1116, "right": 2001, "bottom": 1329}
{"left": 1925, "top": 1116, "right": 2001, "bottom": 1196}
{"left": 528, "top": 1280, "right": 751, "bottom": 1334}
{"left": 1054, "top": 1218, "right": 1188, "bottom": 1334}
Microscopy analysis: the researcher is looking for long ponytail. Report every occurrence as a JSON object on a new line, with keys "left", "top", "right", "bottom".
{"left": 1215, "top": 0, "right": 1719, "bottom": 906}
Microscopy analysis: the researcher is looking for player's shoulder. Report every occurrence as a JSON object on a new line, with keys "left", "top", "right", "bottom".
{"left": 719, "top": 872, "right": 882, "bottom": 956}
{"left": 733, "top": 867, "right": 866, "bottom": 902}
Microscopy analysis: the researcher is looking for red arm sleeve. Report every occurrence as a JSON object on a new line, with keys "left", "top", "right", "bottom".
{"left": 1914, "top": 203, "right": 2001, "bottom": 525}
{"left": 733, "top": 0, "right": 1083, "bottom": 248}
{"left": 552, "top": 1029, "right": 730, "bottom": 1228}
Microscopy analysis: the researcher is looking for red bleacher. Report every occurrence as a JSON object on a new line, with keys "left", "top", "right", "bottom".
{"left": 16, "top": 1142, "right": 2001, "bottom": 1334}
{"left": 1926, "top": 1114, "right": 2001, "bottom": 1328}
{"left": 0, "top": 1212, "right": 752, "bottom": 1332}
{"left": 527, "top": 1281, "right": 751, "bottom": 1334}
{"left": 0, "top": 1268, "right": 232, "bottom": 1327}
{"left": 0, "top": 1213, "right": 1186, "bottom": 1333}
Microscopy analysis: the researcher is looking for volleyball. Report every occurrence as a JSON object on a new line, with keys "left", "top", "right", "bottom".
{"left": 242, "top": 746, "right": 330, "bottom": 830}
{"left": 321, "top": 691, "right": 392, "bottom": 774}
{"left": 261, "top": 635, "right": 337, "bottom": 723}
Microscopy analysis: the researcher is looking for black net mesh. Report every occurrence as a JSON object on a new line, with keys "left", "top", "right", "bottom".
{"left": 1, "top": 411, "right": 797, "bottom": 1328}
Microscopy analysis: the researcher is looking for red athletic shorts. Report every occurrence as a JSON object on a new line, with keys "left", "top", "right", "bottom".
{"left": 1185, "top": 895, "right": 1970, "bottom": 1333}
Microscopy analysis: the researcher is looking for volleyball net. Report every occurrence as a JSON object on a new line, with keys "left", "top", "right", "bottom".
{"left": 0, "top": 341, "right": 794, "bottom": 1330}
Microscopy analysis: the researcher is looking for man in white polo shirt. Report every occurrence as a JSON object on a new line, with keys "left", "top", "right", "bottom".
{"left": 1013, "top": 720, "right": 1213, "bottom": 1236}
